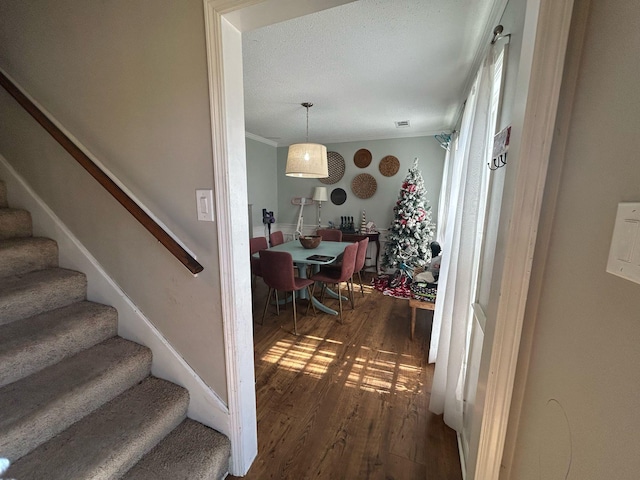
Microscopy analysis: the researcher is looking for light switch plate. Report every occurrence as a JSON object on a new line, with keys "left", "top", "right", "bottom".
{"left": 606, "top": 202, "right": 640, "bottom": 283}
{"left": 196, "top": 189, "right": 214, "bottom": 222}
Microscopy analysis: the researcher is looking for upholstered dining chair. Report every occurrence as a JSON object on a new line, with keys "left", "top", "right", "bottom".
{"left": 319, "top": 237, "right": 369, "bottom": 300}
{"left": 269, "top": 230, "right": 285, "bottom": 246}
{"left": 259, "top": 250, "right": 316, "bottom": 335}
{"left": 308, "top": 242, "right": 358, "bottom": 323}
{"left": 249, "top": 236, "right": 268, "bottom": 289}
{"left": 352, "top": 238, "right": 369, "bottom": 298}
{"left": 316, "top": 229, "right": 342, "bottom": 242}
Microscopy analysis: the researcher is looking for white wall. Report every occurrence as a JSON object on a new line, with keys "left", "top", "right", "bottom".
{"left": 276, "top": 136, "right": 445, "bottom": 233}
{"left": 245, "top": 136, "right": 278, "bottom": 236}
{"left": 507, "top": 0, "right": 640, "bottom": 478}
{"left": 0, "top": 0, "right": 228, "bottom": 401}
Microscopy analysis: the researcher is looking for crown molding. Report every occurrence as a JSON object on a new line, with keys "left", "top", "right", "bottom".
{"left": 245, "top": 132, "right": 278, "bottom": 147}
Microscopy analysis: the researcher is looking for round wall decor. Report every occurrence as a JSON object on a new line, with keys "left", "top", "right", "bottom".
{"left": 330, "top": 187, "right": 347, "bottom": 205}
{"left": 379, "top": 155, "right": 400, "bottom": 177}
{"left": 354, "top": 149, "right": 372, "bottom": 168}
{"left": 351, "top": 173, "right": 377, "bottom": 199}
{"left": 320, "top": 151, "right": 346, "bottom": 185}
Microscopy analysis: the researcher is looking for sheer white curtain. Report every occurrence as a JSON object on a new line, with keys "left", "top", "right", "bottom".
{"left": 428, "top": 53, "right": 496, "bottom": 432}
{"left": 435, "top": 146, "right": 453, "bottom": 245}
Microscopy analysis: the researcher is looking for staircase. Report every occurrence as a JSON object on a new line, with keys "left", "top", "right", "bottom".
{"left": 0, "top": 180, "right": 231, "bottom": 479}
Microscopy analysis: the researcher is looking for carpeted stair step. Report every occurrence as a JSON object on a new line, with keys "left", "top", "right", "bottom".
{"left": 0, "top": 301, "right": 118, "bottom": 388}
{"left": 0, "top": 267, "right": 86, "bottom": 326}
{"left": 0, "top": 237, "right": 58, "bottom": 277}
{"left": 0, "top": 207, "right": 32, "bottom": 239}
{"left": 0, "top": 336, "right": 152, "bottom": 461}
{"left": 7, "top": 377, "right": 190, "bottom": 480}
{"left": 0, "top": 180, "right": 7, "bottom": 207}
{"left": 123, "top": 418, "right": 231, "bottom": 479}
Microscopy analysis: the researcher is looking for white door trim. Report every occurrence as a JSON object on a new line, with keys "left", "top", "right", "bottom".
{"left": 203, "top": 1, "right": 258, "bottom": 476}
{"left": 472, "top": 0, "right": 575, "bottom": 478}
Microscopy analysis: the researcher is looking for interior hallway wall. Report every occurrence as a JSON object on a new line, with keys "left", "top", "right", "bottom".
{"left": 245, "top": 136, "right": 278, "bottom": 236}
{"left": 0, "top": 0, "right": 228, "bottom": 399}
{"left": 508, "top": 0, "right": 640, "bottom": 478}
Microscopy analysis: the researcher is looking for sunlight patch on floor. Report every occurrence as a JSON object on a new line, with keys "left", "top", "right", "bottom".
{"left": 356, "top": 283, "right": 376, "bottom": 295}
{"left": 344, "top": 352, "right": 422, "bottom": 394}
{"left": 261, "top": 335, "right": 340, "bottom": 379}
{"left": 261, "top": 334, "right": 423, "bottom": 393}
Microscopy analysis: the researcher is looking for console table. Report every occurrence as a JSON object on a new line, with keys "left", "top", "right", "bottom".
{"left": 342, "top": 232, "right": 381, "bottom": 273}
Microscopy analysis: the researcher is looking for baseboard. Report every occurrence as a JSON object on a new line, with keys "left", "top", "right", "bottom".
{"left": 0, "top": 155, "right": 230, "bottom": 436}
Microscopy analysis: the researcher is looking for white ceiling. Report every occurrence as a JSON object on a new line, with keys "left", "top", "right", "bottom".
{"left": 241, "top": 0, "right": 499, "bottom": 147}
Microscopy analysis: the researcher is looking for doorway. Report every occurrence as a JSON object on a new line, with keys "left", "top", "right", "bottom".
{"left": 204, "top": 0, "right": 575, "bottom": 477}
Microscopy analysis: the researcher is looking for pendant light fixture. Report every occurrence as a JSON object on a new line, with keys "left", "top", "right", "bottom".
{"left": 285, "top": 102, "right": 328, "bottom": 178}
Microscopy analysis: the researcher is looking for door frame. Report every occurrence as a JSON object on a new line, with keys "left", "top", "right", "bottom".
{"left": 472, "top": 0, "right": 575, "bottom": 478}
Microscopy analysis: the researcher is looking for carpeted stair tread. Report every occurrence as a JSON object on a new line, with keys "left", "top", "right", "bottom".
{"left": 0, "top": 236, "right": 58, "bottom": 277}
{"left": 0, "top": 207, "right": 32, "bottom": 239}
{"left": 7, "top": 377, "right": 190, "bottom": 480}
{"left": 0, "top": 301, "right": 117, "bottom": 388}
{"left": 0, "top": 267, "right": 86, "bottom": 326}
{"left": 123, "top": 418, "right": 231, "bottom": 480}
{"left": 0, "top": 336, "right": 152, "bottom": 461}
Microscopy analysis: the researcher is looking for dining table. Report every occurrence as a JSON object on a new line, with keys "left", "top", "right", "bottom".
{"left": 255, "top": 240, "right": 354, "bottom": 315}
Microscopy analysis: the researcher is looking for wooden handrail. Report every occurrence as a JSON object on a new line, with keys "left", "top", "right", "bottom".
{"left": 0, "top": 71, "right": 204, "bottom": 274}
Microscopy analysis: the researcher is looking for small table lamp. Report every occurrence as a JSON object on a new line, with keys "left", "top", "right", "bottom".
{"left": 312, "top": 186, "right": 328, "bottom": 228}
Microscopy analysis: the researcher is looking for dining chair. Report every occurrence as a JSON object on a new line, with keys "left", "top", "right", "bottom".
{"left": 270, "top": 230, "right": 285, "bottom": 246}
{"left": 319, "top": 237, "right": 369, "bottom": 300}
{"left": 353, "top": 238, "right": 369, "bottom": 297}
{"left": 316, "top": 229, "right": 342, "bottom": 242}
{"left": 259, "top": 250, "right": 316, "bottom": 335}
{"left": 249, "top": 236, "right": 268, "bottom": 289}
{"left": 308, "top": 242, "right": 358, "bottom": 323}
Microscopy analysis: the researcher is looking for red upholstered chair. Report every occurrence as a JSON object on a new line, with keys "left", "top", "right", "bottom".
{"left": 249, "top": 236, "right": 268, "bottom": 289}
{"left": 353, "top": 238, "right": 369, "bottom": 298}
{"left": 270, "top": 230, "right": 285, "bottom": 246}
{"left": 309, "top": 242, "right": 358, "bottom": 322}
{"left": 316, "top": 229, "right": 342, "bottom": 242}
{"left": 259, "top": 250, "right": 316, "bottom": 335}
{"left": 319, "top": 237, "right": 369, "bottom": 300}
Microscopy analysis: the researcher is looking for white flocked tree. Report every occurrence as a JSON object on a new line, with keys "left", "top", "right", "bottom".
{"left": 382, "top": 158, "right": 434, "bottom": 274}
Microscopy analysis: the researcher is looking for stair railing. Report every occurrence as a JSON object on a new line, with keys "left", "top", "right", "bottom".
{"left": 0, "top": 71, "right": 203, "bottom": 275}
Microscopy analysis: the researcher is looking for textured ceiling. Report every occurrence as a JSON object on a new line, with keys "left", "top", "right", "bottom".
{"left": 242, "top": 0, "right": 497, "bottom": 147}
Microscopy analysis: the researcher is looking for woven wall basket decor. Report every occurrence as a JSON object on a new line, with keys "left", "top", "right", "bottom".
{"left": 320, "top": 151, "right": 346, "bottom": 185}
{"left": 379, "top": 155, "right": 400, "bottom": 177}
{"left": 354, "top": 148, "right": 372, "bottom": 168}
{"left": 351, "top": 173, "right": 377, "bottom": 199}
{"left": 330, "top": 187, "right": 347, "bottom": 205}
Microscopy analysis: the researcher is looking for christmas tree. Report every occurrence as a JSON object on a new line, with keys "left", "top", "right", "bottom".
{"left": 382, "top": 158, "right": 434, "bottom": 273}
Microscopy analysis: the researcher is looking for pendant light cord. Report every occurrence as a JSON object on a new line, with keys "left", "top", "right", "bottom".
{"left": 301, "top": 102, "right": 313, "bottom": 142}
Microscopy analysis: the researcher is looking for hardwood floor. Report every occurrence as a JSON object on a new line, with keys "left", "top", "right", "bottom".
{"left": 230, "top": 274, "right": 462, "bottom": 480}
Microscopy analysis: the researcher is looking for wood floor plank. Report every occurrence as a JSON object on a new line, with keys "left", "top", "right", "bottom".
{"left": 233, "top": 275, "right": 462, "bottom": 480}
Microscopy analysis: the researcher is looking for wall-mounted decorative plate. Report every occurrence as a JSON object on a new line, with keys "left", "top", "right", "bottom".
{"left": 351, "top": 173, "right": 377, "bottom": 199}
{"left": 379, "top": 155, "right": 400, "bottom": 177}
{"left": 320, "top": 151, "right": 346, "bottom": 184}
{"left": 330, "top": 187, "right": 347, "bottom": 205}
{"left": 354, "top": 148, "right": 372, "bottom": 168}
